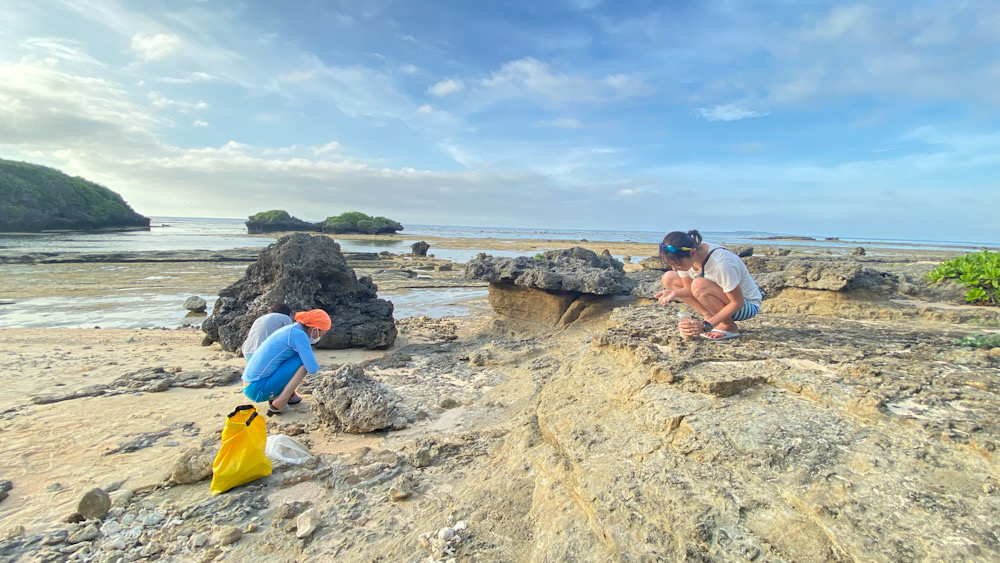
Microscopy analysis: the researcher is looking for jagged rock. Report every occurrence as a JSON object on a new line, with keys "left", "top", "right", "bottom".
{"left": 853, "top": 246, "right": 867, "bottom": 256}
{"left": 755, "top": 259, "right": 894, "bottom": 293}
{"left": 411, "top": 241, "right": 430, "bottom": 256}
{"left": 213, "top": 525, "right": 242, "bottom": 546}
{"left": 202, "top": 233, "right": 396, "bottom": 352}
{"left": 0, "top": 479, "right": 10, "bottom": 503}
{"left": 311, "top": 364, "right": 392, "bottom": 433}
{"left": 77, "top": 488, "right": 111, "bottom": 520}
{"left": 389, "top": 474, "right": 417, "bottom": 501}
{"left": 466, "top": 247, "right": 635, "bottom": 294}
{"left": 170, "top": 445, "right": 215, "bottom": 484}
{"left": 109, "top": 489, "right": 132, "bottom": 507}
{"left": 68, "top": 524, "right": 99, "bottom": 544}
{"left": 466, "top": 247, "right": 638, "bottom": 326}
{"left": 732, "top": 245, "right": 754, "bottom": 257}
{"left": 638, "top": 255, "right": 668, "bottom": 270}
{"left": 183, "top": 296, "right": 207, "bottom": 313}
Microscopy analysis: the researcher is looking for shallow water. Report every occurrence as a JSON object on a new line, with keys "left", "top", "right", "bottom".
{"left": 0, "top": 287, "right": 488, "bottom": 329}
{"left": 1, "top": 217, "right": 995, "bottom": 329}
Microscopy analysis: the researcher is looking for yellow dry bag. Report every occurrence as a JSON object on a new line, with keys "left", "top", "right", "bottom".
{"left": 210, "top": 405, "right": 272, "bottom": 495}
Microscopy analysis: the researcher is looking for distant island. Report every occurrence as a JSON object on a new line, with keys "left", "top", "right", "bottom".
{"left": 246, "top": 210, "right": 403, "bottom": 235}
{"left": 751, "top": 235, "right": 817, "bottom": 241}
{"left": 0, "top": 159, "right": 150, "bottom": 233}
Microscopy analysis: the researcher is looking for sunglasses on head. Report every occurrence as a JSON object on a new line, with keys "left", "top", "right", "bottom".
{"left": 659, "top": 243, "right": 693, "bottom": 253}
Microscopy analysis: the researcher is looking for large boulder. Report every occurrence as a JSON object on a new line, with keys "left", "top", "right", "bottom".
{"left": 311, "top": 364, "right": 392, "bottom": 433}
{"left": 466, "top": 247, "right": 637, "bottom": 326}
{"left": 202, "top": 233, "right": 396, "bottom": 352}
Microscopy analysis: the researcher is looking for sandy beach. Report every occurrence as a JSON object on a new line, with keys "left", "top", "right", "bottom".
{"left": 1, "top": 233, "right": 999, "bottom": 561}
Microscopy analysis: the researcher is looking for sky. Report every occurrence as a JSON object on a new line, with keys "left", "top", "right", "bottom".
{"left": 1, "top": 1, "right": 999, "bottom": 243}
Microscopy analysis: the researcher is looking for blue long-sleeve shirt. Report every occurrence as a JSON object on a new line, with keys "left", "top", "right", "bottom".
{"left": 242, "top": 323, "right": 319, "bottom": 382}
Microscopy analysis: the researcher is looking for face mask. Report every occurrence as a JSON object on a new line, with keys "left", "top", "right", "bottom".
{"left": 309, "top": 332, "right": 321, "bottom": 345}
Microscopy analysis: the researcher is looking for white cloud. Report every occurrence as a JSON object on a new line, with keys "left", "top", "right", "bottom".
{"left": 312, "top": 142, "right": 342, "bottom": 156}
{"left": 619, "top": 187, "right": 660, "bottom": 196}
{"left": 130, "top": 32, "right": 182, "bottom": 61}
{"left": 803, "top": 4, "right": 875, "bottom": 40}
{"left": 193, "top": 120, "right": 208, "bottom": 127}
{"left": 417, "top": 104, "right": 433, "bottom": 114}
{"left": 696, "top": 103, "right": 768, "bottom": 122}
{"left": 480, "top": 57, "right": 648, "bottom": 104}
{"left": 428, "top": 78, "right": 465, "bottom": 97}
{"left": 156, "top": 72, "right": 222, "bottom": 85}
{"left": 20, "top": 37, "right": 103, "bottom": 67}
{"left": 0, "top": 61, "right": 160, "bottom": 145}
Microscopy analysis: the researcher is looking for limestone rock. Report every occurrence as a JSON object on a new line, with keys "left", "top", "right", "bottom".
{"left": 202, "top": 233, "right": 396, "bottom": 352}
{"left": 311, "top": 364, "right": 392, "bottom": 433}
{"left": 467, "top": 247, "right": 637, "bottom": 326}
{"left": 389, "top": 474, "right": 417, "bottom": 501}
{"left": 213, "top": 525, "right": 242, "bottom": 546}
{"left": 295, "top": 508, "right": 320, "bottom": 538}
{"left": 638, "top": 255, "right": 669, "bottom": 270}
{"left": 466, "top": 247, "right": 635, "bottom": 295}
{"left": 411, "top": 241, "right": 430, "bottom": 256}
{"left": 77, "top": 488, "right": 111, "bottom": 520}
{"left": 170, "top": 445, "right": 215, "bottom": 484}
{"left": 183, "top": 296, "right": 207, "bottom": 313}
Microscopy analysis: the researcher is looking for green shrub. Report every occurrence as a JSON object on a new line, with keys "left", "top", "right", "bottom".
{"left": 322, "top": 212, "right": 402, "bottom": 234}
{"left": 928, "top": 250, "right": 1000, "bottom": 305}
{"left": 249, "top": 209, "right": 293, "bottom": 222}
{"left": 955, "top": 333, "right": 1000, "bottom": 348}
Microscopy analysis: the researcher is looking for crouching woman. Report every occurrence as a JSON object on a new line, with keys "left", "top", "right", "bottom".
{"left": 654, "top": 230, "right": 763, "bottom": 341}
{"left": 242, "top": 309, "right": 331, "bottom": 415}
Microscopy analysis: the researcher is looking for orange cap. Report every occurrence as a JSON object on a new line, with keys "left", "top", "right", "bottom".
{"left": 294, "top": 309, "right": 331, "bottom": 330}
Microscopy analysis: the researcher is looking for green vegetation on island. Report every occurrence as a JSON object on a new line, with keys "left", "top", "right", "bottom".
{"left": 321, "top": 212, "right": 403, "bottom": 235}
{"left": 0, "top": 159, "right": 150, "bottom": 233}
{"left": 928, "top": 249, "right": 1000, "bottom": 305}
{"left": 245, "top": 210, "right": 320, "bottom": 234}
{"left": 245, "top": 209, "right": 403, "bottom": 235}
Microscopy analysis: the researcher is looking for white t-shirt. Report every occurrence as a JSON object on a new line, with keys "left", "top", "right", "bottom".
{"left": 241, "top": 312, "right": 294, "bottom": 357}
{"left": 677, "top": 244, "right": 763, "bottom": 306}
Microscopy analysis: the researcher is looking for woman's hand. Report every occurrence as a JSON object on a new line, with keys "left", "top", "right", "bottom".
{"left": 655, "top": 290, "right": 677, "bottom": 305}
{"left": 677, "top": 318, "right": 702, "bottom": 338}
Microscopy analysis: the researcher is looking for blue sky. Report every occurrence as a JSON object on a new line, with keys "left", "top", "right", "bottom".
{"left": 1, "top": 1, "right": 999, "bottom": 243}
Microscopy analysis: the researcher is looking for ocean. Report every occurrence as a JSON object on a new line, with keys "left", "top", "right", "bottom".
{"left": 0, "top": 217, "right": 995, "bottom": 330}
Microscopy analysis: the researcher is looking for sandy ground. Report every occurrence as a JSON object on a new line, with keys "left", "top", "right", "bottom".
{"left": 0, "top": 328, "right": 397, "bottom": 534}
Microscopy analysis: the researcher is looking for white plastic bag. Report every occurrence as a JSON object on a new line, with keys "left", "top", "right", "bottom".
{"left": 264, "top": 434, "right": 312, "bottom": 464}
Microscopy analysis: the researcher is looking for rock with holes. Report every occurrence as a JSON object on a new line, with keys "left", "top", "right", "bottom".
{"left": 311, "top": 364, "right": 392, "bottom": 433}
{"left": 465, "top": 247, "right": 637, "bottom": 326}
{"left": 202, "top": 233, "right": 396, "bottom": 352}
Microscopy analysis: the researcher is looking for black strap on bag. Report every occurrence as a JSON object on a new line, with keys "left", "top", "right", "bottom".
{"left": 227, "top": 404, "right": 258, "bottom": 426}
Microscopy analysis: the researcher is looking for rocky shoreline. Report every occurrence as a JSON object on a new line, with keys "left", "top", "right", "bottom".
{"left": 1, "top": 237, "right": 999, "bottom": 561}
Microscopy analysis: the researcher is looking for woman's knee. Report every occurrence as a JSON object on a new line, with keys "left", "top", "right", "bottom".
{"left": 690, "top": 277, "right": 721, "bottom": 296}
{"left": 661, "top": 271, "right": 683, "bottom": 289}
